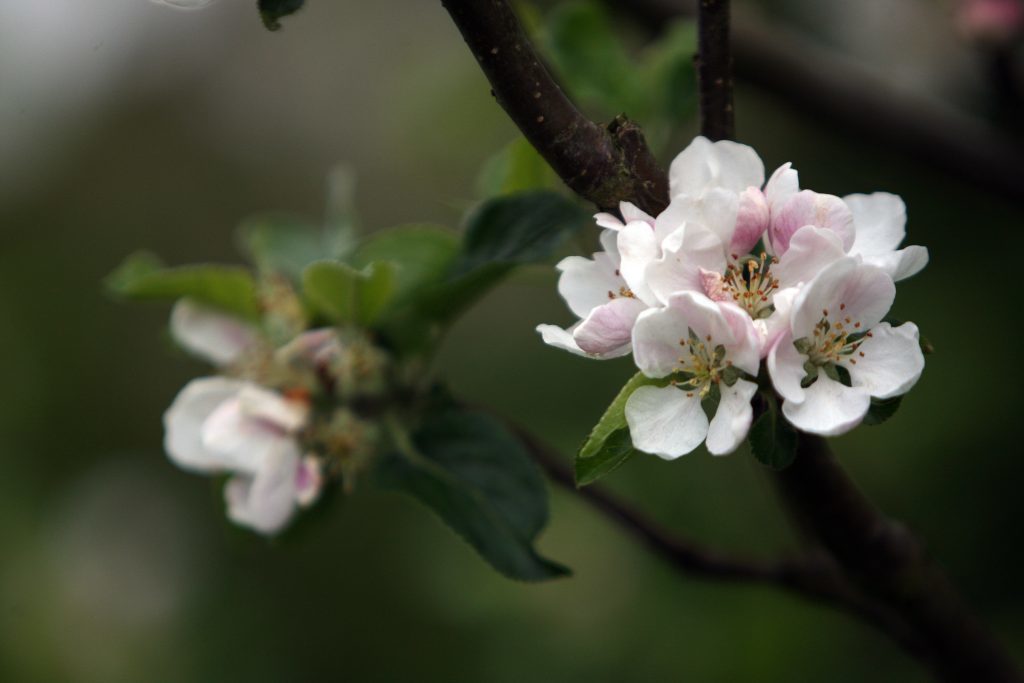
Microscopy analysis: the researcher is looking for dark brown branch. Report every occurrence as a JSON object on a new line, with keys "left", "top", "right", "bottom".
{"left": 776, "top": 435, "right": 1023, "bottom": 683}
{"left": 440, "top": 0, "right": 669, "bottom": 215}
{"left": 611, "top": 0, "right": 1024, "bottom": 203}
{"left": 511, "top": 423, "right": 928, "bottom": 656}
{"left": 696, "top": 0, "right": 735, "bottom": 140}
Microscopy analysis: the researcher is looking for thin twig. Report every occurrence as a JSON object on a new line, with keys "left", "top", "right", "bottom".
{"left": 610, "top": 0, "right": 1024, "bottom": 203}
{"left": 440, "top": 0, "right": 669, "bottom": 215}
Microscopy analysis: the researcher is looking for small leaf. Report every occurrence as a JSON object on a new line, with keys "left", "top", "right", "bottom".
{"left": 376, "top": 410, "right": 569, "bottom": 581}
{"left": 347, "top": 225, "right": 460, "bottom": 305}
{"left": 106, "top": 251, "right": 260, "bottom": 320}
{"left": 862, "top": 395, "right": 904, "bottom": 426}
{"left": 575, "top": 428, "right": 636, "bottom": 488}
{"left": 749, "top": 395, "right": 798, "bottom": 470}
{"left": 239, "top": 214, "right": 353, "bottom": 281}
{"left": 579, "top": 372, "right": 668, "bottom": 460}
{"left": 477, "top": 137, "right": 558, "bottom": 197}
{"left": 454, "top": 191, "right": 588, "bottom": 275}
{"left": 258, "top": 0, "right": 304, "bottom": 31}
{"left": 301, "top": 260, "right": 396, "bottom": 327}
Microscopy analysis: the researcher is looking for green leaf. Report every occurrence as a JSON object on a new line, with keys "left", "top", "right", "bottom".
{"left": 862, "top": 395, "right": 904, "bottom": 426}
{"left": 347, "top": 225, "right": 460, "bottom": 305}
{"left": 239, "top": 214, "right": 354, "bottom": 281}
{"left": 749, "top": 395, "right": 798, "bottom": 470}
{"left": 454, "top": 191, "right": 588, "bottom": 275}
{"left": 106, "top": 251, "right": 260, "bottom": 320}
{"left": 376, "top": 410, "right": 569, "bottom": 581}
{"left": 477, "top": 138, "right": 559, "bottom": 198}
{"left": 258, "top": 0, "right": 304, "bottom": 31}
{"left": 575, "top": 428, "right": 636, "bottom": 488}
{"left": 301, "top": 260, "right": 396, "bottom": 327}
{"left": 542, "top": 2, "right": 637, "bottom": 117}
{"left": 579, "top": 372, "right": 666, "bottom": 460}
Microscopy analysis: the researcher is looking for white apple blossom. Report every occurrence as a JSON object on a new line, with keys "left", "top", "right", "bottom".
{"left": 767, "top": 257, "right": 924, "bottom": 436}
{"left": 163, "top": 302, "right": 334, "bottom": 534}
{"left": 626, "top": 292, "right": 761, "bottom": 458}
{"left": 164, "top": 377, "right": 322, "bottom": 534}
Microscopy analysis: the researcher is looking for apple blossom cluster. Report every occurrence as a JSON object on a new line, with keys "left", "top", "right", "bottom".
{"left": 163, "top": 298, "right": 389, "bottom": 534}
{"left": 538, "top": 136, "right": 927, "bottom": 460}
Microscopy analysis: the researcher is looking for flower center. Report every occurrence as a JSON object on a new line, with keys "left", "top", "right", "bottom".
{"left": 674, "top": 328, "right": 737, "bottom": 398}
{"left": 705, "top": 252, "right": 779, "bottom": 319}
{"left": 794, "top": 304, "right": 871, "bottom": 387}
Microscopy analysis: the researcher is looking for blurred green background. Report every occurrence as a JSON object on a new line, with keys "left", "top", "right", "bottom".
{"left": 1, "top": 1, "right": 1022, "bottom": 681}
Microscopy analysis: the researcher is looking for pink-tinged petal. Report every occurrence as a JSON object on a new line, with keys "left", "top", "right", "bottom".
{"left": 616, "top": 221, "right": 660, "bottom": 304}
{"left": 163, "top": 377, "right": 248, "bottom": 473}
{"left": 848, "top": 322, "right": 924, "bottom": 399}
{"left": 845, "top": 192, "right": 906, "bottom": 256}
{"left": 669, "top": 136, "right": 765, "bottom": 196}
{"left": 700, "top": 269, "right": 730, "bottom": 303}
{"left": 200, "top": 400, "right": 293, "bottom": 476}
{"left": 574, "top": 297, "right": 647, "bottom": 355}
{"left": 295, "top": 456, "right": 324, "bottom": 508}
{"left": 781, "top": 375, "right": 871, "bottom": 436}
{"left": 170, "top": 299, "right": 259, "bottom": 366}
{"left": 536, "top": 324, "right": 631, "bottom": 359}
{"left": 716, "top": 301, "right": 762, "bottom": 375}
{"left": 555, "top": 249, "right": 623, "bottom": 319}
{"left": 645, "top": 225, "right": 727, "bottom": 305}
{"left": 861, "top": 246, "right": 929, "bottom": 282}
{"left": 224, "top": 440, "right": 301, "bottom": 535}
{"left": 706, "top": 379, "right": 758, "bottom": 456}
{"left": 767, "top": 331, "right": 807, "bottom": 404}
{"left": 770, "top": 190, "right": 854, "bottom": 255}
{"left": 772, "top": 226, "right": 846, "bottom": 289}
{"left": 625, "top": 385, "right": 708, "bottom": 460}
{"left": 732, "top": 187, "right": 769, "bottom": 254}
{"left": 764, "top": 163, "right": 800, "bottom": 211}
{"left": 791, "top": 259, "right": 895, "bottom": 338}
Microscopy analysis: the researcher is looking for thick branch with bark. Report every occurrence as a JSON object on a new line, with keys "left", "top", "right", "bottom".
{"left": 440, "top": 0, "right": 669, "bottom": 215}
{"left": 696, "top": 0, "right": 735, "bottom": 140}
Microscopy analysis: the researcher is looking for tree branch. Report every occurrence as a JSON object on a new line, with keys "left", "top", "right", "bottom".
{"left": 696, "top": 0, "right": 735, "bottom": 140}
{"left": 440, "top": 0, "right": 669, "bottom": 215}
{"left": 611, "top": 0, "right": 1024, "bottom": 203}
{"left": 775, "top": 435, "right": 1023, "bottom": 683}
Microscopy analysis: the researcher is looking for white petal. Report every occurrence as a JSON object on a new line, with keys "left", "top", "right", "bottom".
{"left": 163, "top": 377, "right": 248, "bottom": 473}
{"left": 767, "top": 331, "right": 807, "bottom": 404}
{"left": 706, "top": 379, "right": 758, "bottom": 456}
{"left": 536, "top": 324, "right": 630, "bottom": 359}
{"left": 645, "top": 225, "right": 727, "bottom": 305}
{"left": 849, "top": 322, "right": 924, "bottom": 399}
{"left": 845, "top": 192, "right": 906, "bottom": 256}
{"left": 224, "top": 441, "right": 301, "bottom": 535}
{"left": 625, "top": 385, "right": 708, "bottom": 460}
{"left": 594, "top": 212, "right": 625, "bottom": 230}
{"left": 772, "top": 226, "right": 847, "bottom": 289}
{"left": 236, "top": 384, "right": 308, "bottom": 433}
{"left": 574, "top": 297, "right": 647, "bottom": 355}
{"left": 791, "top": 259, "right": 895, "bottom": 338}
{"left": 781, "top": 375, "right": 871, "bottom": 436}
{"left": 619, "top": 201, "right": 655, "bottom": 226}
{"left": 769, "top": 190, "right": 854, "bottom": 255}
{"left": 200, "top": 399, "right": 292, "bottom": 476}
{"left": 151, "top": 0, "right": 216, "bottom": 9}
{"left": 616, "top": 221, "right": 660, "bottom": 304}
{"left": 669, "top": 136, "right": 765, "bottom": 196}
{"left": 861, "top": 245, "right": 929, "bottom": 282}
{"left": 765, "top": 163, "right": 799, "bottom": 211}
{"left": 170, "top": 300, "right": 259, "bottom": 366}
{"left": 555, "top": 250, "right": 623, "bottom": 319}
